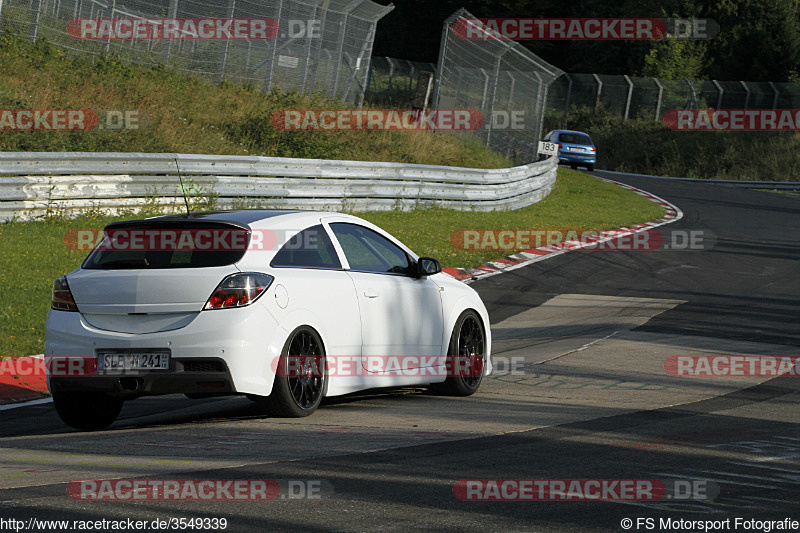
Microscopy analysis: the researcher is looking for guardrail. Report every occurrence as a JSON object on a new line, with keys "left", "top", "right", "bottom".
{"left": 0, "top": 152, "right": 558, "bottom": 221}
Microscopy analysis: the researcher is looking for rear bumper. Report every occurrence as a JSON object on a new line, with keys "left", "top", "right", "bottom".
{"left": 558, "top": 152, "right": 596, "bottom": 164}
{"left": 45, "top": 304, "right": 282, "bottom": 398}
{"left": 49, "top": 359, "right": 235, "bottom": 397}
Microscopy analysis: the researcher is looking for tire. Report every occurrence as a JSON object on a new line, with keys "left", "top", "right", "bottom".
{"left": 431, "top": 310, "right": 486, "bottom": 396}
{"left": 586, "top": 164, "right": 595, "bottom": 172}
{"left": 570, "top": 164, "right": 578, "bottom": 170}
{"left": 255, "top": 326, "right": 327, "bottom": 417}
{"left": 52, "top": 390, "right": 123, "bottom": 431}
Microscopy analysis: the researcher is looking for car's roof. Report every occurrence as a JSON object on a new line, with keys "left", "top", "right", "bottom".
{"left": 106, "top": 209, "right": 337, "bottom": 230}
{"left": 144, "top": 210, "right": 302, "bottom": 225}
{"left": 553, "top": 129, "right": 592, "bottom": 136}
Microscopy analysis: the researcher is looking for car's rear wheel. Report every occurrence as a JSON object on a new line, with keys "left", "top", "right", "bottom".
{"left": 570, "top": 164, "right": 578, "bottom": 170}
{"left": 257, "top": 326, "right": 327, "bottom": 417}
{"left": 586, "top": 164, "right": 595, "bottom": 171}
{"left": 52, "top": 390, "right": 123, "bottom": 431}
{"left": 431, "top": 310, "right": 486, "bottom": 396}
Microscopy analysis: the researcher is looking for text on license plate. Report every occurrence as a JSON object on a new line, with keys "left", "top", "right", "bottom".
{"left": 99, "top": 353, "right": 170, "bottom": 370}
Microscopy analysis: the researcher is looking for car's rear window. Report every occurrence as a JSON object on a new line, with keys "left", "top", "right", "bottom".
{"left": 559, "top": 133, "right": 592, "bottom": 145}
{"left": 82, "top": 222, "right": 249, "bottom": 270}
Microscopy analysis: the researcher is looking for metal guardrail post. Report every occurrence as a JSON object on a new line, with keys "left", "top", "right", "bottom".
{"left": 593, "top": 74, "right": 603, "bottom": 110}
{"left": 712, "top": 80, "right": 723, "bottom": 109}
{"left": 623, "top": 75, "right": 634, "bottom": 120}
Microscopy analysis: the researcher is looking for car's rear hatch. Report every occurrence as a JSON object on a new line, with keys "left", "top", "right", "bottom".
{"left": 66, "top": 219, "right": 250, "bottom": 334}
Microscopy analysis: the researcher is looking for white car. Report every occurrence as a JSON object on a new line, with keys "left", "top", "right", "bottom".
{"left": 45, "top": 210, "right": 492, "bottom": 430}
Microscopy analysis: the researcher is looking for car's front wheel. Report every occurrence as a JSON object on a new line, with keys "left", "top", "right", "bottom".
{"left": 432, "top": 310, "right": 486, "bottom": 396}
{"left": 52, "top": 390, "right": 124, "bottom": 431}
{"left": 256, "top": 326, "right": 327, "bottom": 417}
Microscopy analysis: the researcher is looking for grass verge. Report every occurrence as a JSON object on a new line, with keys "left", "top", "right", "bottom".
{"left": 0, "top": 168, "right": 664, "bottom": 357}
{"left": 0, "top": 32, "right": 511, "bottom": 169}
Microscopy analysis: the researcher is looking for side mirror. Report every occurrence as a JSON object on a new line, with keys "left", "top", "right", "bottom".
{"left": 416, "top": 257, "right": 442, "bottom": 277}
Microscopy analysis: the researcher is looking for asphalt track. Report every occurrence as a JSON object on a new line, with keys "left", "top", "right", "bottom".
{"left": 1, "top": 170, "right": 798, "bottom": 532}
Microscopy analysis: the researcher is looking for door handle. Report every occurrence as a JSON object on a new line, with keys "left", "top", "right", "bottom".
{"left": 364, "top": 288, "right": 379, "bottom": 298}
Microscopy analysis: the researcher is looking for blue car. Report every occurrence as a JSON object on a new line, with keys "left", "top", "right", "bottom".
{"left": 543, "top": 129, "right": 597, "bottom": 171}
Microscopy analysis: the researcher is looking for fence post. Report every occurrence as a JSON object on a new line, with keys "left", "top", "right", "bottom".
{"left": 216, "top": 0, "right": 237, "bottom": 85}
{"left": 162, "top": 0, "right": 179, "bottom": 64}
{"left": 331, "top": 2, "right": 361, "bottom": 98}
{"left": 28, "top": 0, "right": 41, "bottom": 42}
{"left": 406, "top": 60, "right": 415, "bottom": 93}
{"left": 103, "top": 0, "right": 117, "bottom": 54}
{"left": 593, "top": 73, "right": 603, "bottom": 109}
{"left": 563, "top": 73, "right": 573, "bottom": 123}
{"left": 535, "top": 71, "right": 547, "bottom": 144}
{"left": 484, "top": 52, "right": 506, "bottom": 146}
{"left": 300, "top": 1, "right": 320, "bottom": 92}
{"left": 386, "top": 57, "right": 396, "bottom": 91}
{"left": 686, "top": 79, "right": 697, "bottom": 109}
{"left": 623, "top": 75, "right": 634, "bottom": 120}
{"left": 430, "top": 15, "right": 452, "bottom": 112}
{"left": 263, "top": 0, "right": 283, "bottom": 91}
{"left": 654, "top": 78, "right": 663, "bottom": 121}
{"left": 740, "top": 81, "right": 750, "bottom": 108}
{"left": 712, "top": 80, "right": 723, "bottom": 108}
{"left": 769, "top": 81, "right": 779, "bottom": 109}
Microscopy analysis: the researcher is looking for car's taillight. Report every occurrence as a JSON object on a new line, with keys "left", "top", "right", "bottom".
{"left": 590, "top": 145, "right": 596, "bottom": 152}
{"left": 204, "top": 273, "right": 274, "bottom": 310}
{"left": 51, "top": 276, "right": 79, "bottom": 312}
{"left": 556, "top": 142, "right": 562, "bottom": 149}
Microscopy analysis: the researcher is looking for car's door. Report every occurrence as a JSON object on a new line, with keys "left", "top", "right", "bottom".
{"left": 326, "top": 221, "right": 444, "bottom": 372}
{"left": 267, "top": 224, "right": 361, "bottom": 358}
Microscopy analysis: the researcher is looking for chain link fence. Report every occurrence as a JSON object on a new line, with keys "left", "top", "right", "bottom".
{"left": 364, "top": 56, "right": 436, "bottom": 107}
{"left": 0, "top": 0, "right": 393, "bottom": 105}
{"left": 548, "top": 73, "right": 800, "bottom": 126}
{"left": 432, "top": 8, "right": 563, "bottom": 163}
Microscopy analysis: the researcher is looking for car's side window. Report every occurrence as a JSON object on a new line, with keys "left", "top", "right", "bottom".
{"left": 270, "top": 225, "right": 342, "bottom": 269}
{"left": 330, "top": 223, "right": 412, "bottom": 275}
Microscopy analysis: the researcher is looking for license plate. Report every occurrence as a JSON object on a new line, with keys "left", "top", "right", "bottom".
{"left": 571, "top": 146, "right": 585, "bottom": 152}
{"left": 98, "top": 352, "right": 170, "bottom": 371}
